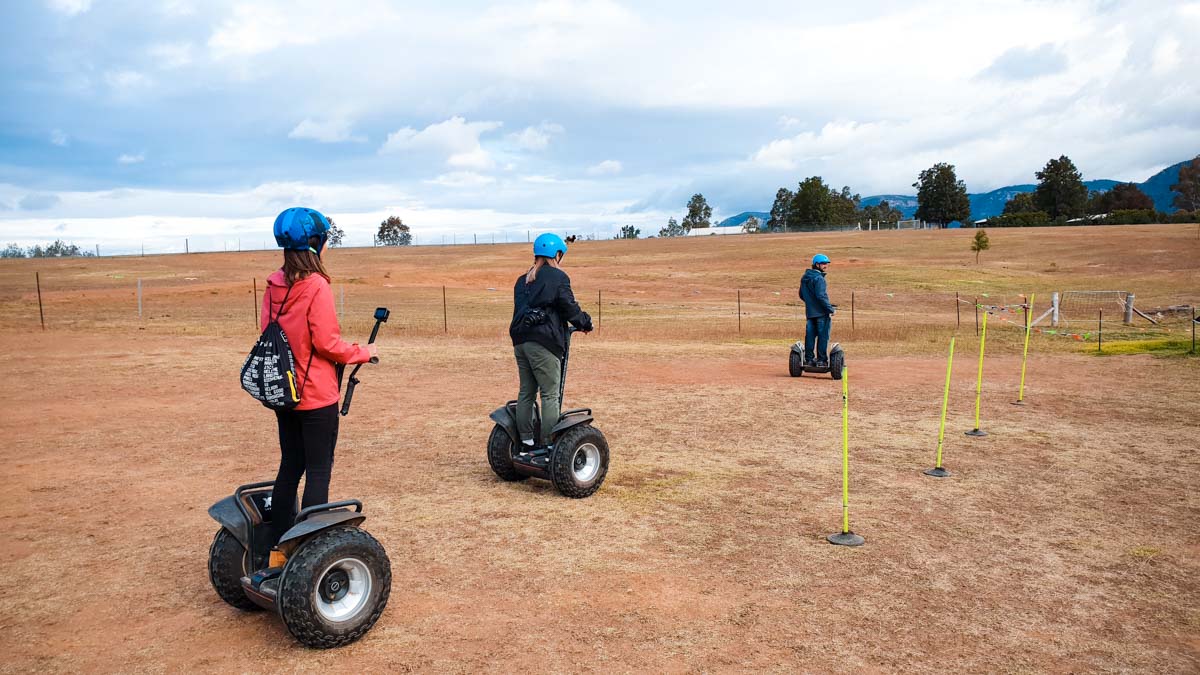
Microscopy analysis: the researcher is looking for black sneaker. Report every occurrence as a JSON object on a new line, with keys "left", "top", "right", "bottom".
{"left": 816, "top": 360, "right": 829, "bottom": 368}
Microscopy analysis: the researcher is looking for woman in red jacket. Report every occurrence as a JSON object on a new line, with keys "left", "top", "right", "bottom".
{"left": 262, "top": 207, "right": 377, "bottom": 547}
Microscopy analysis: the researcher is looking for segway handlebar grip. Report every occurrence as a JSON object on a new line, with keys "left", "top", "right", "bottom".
{"left": 340, "top": 377, "right": 358, "bottom": 416}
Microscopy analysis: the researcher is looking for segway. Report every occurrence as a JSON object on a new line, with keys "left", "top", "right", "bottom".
{"left": 208, "top": 307, "right": 392, "bottom": 649}
{"left": 487, "top": 327, "right": 609, "bottom": 498}
{"left": 789, "top": 341, "right": 845, "bottom": 379}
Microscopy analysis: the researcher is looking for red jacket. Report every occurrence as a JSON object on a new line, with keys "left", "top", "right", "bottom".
{"left": 260, "top": 269, "right": 371, "bottom": 411}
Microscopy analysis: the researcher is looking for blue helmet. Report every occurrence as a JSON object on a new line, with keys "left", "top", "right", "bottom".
{"left": 533, "top": 233, "right": 567, "bottom": 259}
{"left": 812, "top": 253, "right": 831, "bottom": 265}
{"left": 274, "top": 207, "right": 330, "bottom": 253}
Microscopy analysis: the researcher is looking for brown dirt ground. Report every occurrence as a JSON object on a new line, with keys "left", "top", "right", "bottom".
{"left": 1, "top": 224, "right": 1198, "bottom": 672}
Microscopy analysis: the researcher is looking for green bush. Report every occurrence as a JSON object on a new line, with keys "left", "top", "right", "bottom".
{"left": 991, "top": 211, "right": 1051, "bottom": 227}
{"left": 1103, "top": 209, "right": 1157, "bottom": 225}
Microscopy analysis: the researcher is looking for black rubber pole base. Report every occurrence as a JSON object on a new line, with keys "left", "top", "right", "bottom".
{"left": 965, "top": 428, "right": 987, "bottom": 437}
{"left": 1011, "top": 400, "right": 1026, "bottom": 406}
{"left": 923, "top": 467, "right": 950, "bottom": 477}
{"left": 827, "top": 531, "right": 865, "bottom": 546}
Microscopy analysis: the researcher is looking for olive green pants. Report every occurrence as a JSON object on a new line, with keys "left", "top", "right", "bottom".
{"left": 514, "top": 342, "right": 561, "bottom": 446}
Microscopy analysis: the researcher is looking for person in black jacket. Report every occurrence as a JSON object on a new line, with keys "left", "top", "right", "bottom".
{"left": 799, "top": 253, "right": 836, "bottom": 367}
{"left": 509, "top": 233, "right": 593, "bottom": 449}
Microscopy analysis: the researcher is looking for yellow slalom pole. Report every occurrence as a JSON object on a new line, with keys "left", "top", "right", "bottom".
{"left": 1015, "top": 294, "right": 1035, "bottom": 405}
{"left": 828, "top": 368, "right": 863, "bottom": 545}
{"left": 841, "top": 367, "right": 850, "bottom": 533}
{"left": 966, "top": 308, "right": 988, "bottom": 436}
{"left": 925, "top": 338, "right": 956, "bottom": 477}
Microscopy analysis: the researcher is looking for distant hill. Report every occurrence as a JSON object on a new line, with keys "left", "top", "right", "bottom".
{"left": 1138, "top": 161, "right": 1190, "bottom": 212}
{"left": 715, "top": 211, "right": 770, "bottom": 228}
{"left": 856, "top": 159, "right": 1193, "bottom": 220}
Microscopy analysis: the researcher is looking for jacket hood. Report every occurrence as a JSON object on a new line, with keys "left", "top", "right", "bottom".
{"left": 803, "top": 268, "right": 826, "bottom": 279}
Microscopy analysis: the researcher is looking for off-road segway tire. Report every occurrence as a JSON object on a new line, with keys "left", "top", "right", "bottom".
{"left": 277, "top": 526, "right": 391, "bottom": 649}
{"left": 208, "top": 528, "right": 260, "bottom": 611}
{"left": 487, "top": 424, "right": 528, "bottom": 482}
{"left": 550, "top": 424, "right": 609, "bottom": 498}
{"left": 829, "top": 350, "right": 845, "bottom": 380}
{"left": 789, "top": 350, "right": 804, "bottom": 377}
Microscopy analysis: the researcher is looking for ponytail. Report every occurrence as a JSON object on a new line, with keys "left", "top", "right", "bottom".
{"left": 525, "top": 255, "right": 558, "bottom": 284}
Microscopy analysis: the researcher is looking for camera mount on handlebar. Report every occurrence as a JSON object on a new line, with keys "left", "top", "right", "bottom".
{"left": 339, "top": 307, "right": 389, "bottom": 416}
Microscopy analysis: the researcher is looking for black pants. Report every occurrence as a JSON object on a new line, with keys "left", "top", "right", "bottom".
{"left": 270, "top": 403, "right": 339, "bottom": 545}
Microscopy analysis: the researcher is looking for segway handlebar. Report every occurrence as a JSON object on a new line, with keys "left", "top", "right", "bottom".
{"left": 340, "top": 307, "right": 389, "bottom": 416}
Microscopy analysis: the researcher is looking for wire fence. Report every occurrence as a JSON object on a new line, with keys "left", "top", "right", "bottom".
{"left": 7, "top": 271, "right": 1194, "bottom": 353}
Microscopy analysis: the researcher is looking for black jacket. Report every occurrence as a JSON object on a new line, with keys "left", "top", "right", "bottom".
{"left": 800, "top": 268, "right": 835, "bottom": 319}
{"left": 510, "top": 266, "right": 592, "bottom": 358}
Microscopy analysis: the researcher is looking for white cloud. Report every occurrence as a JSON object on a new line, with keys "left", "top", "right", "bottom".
{"left": 46, "top": 0, "right": 91, "bottom": 16}
{"left": 289, "top": 119, "right": 365, "bottom": 143}
{"left": 379, "top": 116, "right": 503, "bottom": 169}
{"left": 751, "top": 121, "right": 887, "bottom": 170}
{"left": 424, "top": 172, "right": 496, "bottom": 188}
{"left": 50, "top": 129, "right": 68, "bottom": 146}
{"left": 778, "top": 116, "right": 803, "bottom": 129}
{"left": 507, "top": 122, "right": 565, "bottom": 151}
{"left": 105, "top": 70, "right": 151, "bottom": 90}
{"left": 148, "top": 43, "right": 194, "bottom": 69}
{"left": 117, "top": 153, "right": 145, "bottom": 165}
{"left": 207, "top": 2, "right": 394, "bottom": 59}
{"left": 586, "top": 160, "right": 622, "bottom": 176}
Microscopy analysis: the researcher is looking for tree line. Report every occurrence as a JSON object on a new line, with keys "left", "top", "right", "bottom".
{"left": 633, "top": 154, "right": 1200, "bottom": 238}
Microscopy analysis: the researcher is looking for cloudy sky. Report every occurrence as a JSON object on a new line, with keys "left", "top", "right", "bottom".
{"left": 1, "top": 0, "right": 1197, "bottom": 253}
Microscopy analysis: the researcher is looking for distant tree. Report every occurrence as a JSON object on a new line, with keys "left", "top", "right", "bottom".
{"left": 789, "top": 176, "right": 832, "bottom": 228}
{"left": 617, "top": 225, "right": 640, "bottom": 239}
{"left": 1003, "top": 192, "right": 1038, "bottom": 214}
{"left": 743, "top": 215, "right": 761, "bottom": 233}
{"left": 682, "top": 193, "right": 712, "bottom": 230}
{"left": 913, "top": 163, "right": 971, "bottom": 227}
{"left": 862, "top": 200, "right": 902, "bottom": 226}
{"left": 1091, "top": 183, "right": 1154, "bottom": 213}
{"left": 829, "top": 185, "right": 860, "bottom": 226}
{"left": 658, "top": 217, "right": 687, "bottom": 238}
{"left": 1170, "top": 156, "right": 1200, "bottom": 212}
{"left": 376, "top": 216, "right": 412, "bottom": 246}
{"left": 1034, "top": 155, "right": 1088, "bottom": 220}
{"left": 767, "top": 187, "right": 793, "bottom": 231}
{"left": 27, "top": 239, "right": 91, "bottom": 257}
{"left": 971, "top": 229, "right": 990, "bottom": 263}
{"left": 1, "top": 243, "right": 25, "bottom": 258}
{"left": 327, "top": 220, "right": 346, "bottom": 248}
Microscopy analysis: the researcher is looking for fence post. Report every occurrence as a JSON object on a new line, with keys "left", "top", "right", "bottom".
{"left": 956, "top": 291, "right": 960, "bottom": 328}
{"left": 253, "top": 278, "right": 258, "bottom": 327}
{"left": 185, "top": 238, "right": 189, "bottom": 254}
{"left": 1098, "top": 309, "right": 1102, "bottom": 352}
{"left": 1123, "top": 293, "right": 1134, "bottom": 325}
{"left": 1051, "top": 291, "right": 1060, "bottom": 327}
{"left": 36, "top": 272, "right": 45, "bottom": 330}
{"left": 1192, "top": 305, "right": 1196, "bottom": 354}
{"left": 975, "top": 298, "right": 979, "bottom": 336}
{"left": 442, "top": 285, "right": 448, "bottom": 333}
{"left": 137, "top": 278, "right": 143, "bottom": 318}
{"left": 851, "top": 291, "right": 855, "bottom": 334}
{"left": 737, "top": 289, "right": 741, "bottom": 333}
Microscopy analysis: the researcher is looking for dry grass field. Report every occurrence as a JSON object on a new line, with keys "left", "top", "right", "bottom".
{"left": 1, "top": 224, "right": 1198, "bottom": 672}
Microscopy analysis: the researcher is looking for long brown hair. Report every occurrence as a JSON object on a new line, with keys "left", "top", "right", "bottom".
{"left": 525, "top": 255, "right": 559, "bottom": 284}
{"left": 282, "top": 236, "right": 331, "bottom": 285}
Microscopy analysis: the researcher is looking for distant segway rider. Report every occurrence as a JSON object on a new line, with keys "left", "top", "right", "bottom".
{"left": 800, "top": 253, "right": 836, "bottom": 367}
{"left": 510, "top": 233, "right": 593, "bottom": 450}
{"left": 261, "top": 207, "right": 377, "bottom": 547}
